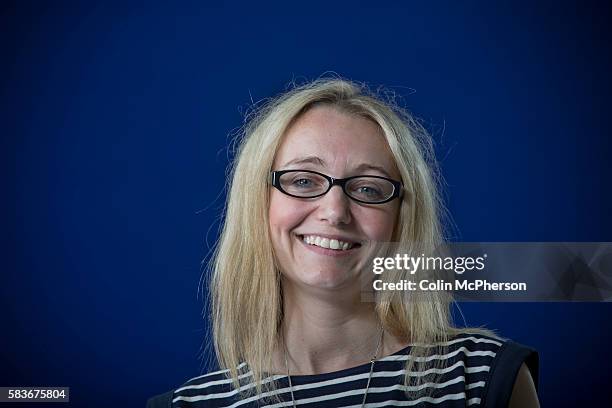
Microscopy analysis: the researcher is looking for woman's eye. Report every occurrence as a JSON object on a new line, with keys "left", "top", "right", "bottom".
{"left": 292, "top": 178, "right": 312, "bottom": 187}
{"left": 280, "top": 173, "right": 326, "bottom": 193}
{"left": 356, "top": 186, "right": 382, "bottom": 197}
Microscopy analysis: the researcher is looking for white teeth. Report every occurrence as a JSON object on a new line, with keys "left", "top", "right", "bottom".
{"left": 301, "top": 235, "right": 356, "bottom": 251}
{"left": 320, "top": 238, "right": 330, "bottom": 248}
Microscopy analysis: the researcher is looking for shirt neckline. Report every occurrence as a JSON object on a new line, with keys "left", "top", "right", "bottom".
{"left": 267, "top": 343, "right": 412, "bottom": 382}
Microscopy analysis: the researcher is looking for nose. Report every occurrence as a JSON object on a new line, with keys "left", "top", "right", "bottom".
{"left": 318, "top": 185, "right": 352, "bottom": 225}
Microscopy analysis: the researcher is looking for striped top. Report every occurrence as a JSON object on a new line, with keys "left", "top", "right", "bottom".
{"left": 148, "top": 333, "right": 538, "bottom": 408}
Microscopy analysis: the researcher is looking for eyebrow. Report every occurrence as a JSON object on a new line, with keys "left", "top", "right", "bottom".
{"left": 353, "top": 163, "right": 393, "bottom": 178}
{"left": 280, "top": 156, "right": 394, "bottom": 178}
{"left": 281, "top": 156, "right": 326, "bottom": 168}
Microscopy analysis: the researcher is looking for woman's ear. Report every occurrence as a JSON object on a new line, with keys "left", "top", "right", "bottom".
{"left": 390, "top": 201, "right": 404, "bottom": 242}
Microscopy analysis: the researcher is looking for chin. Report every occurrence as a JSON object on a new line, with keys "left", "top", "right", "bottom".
{"left": 294, "top": 267, "right": 358, "bottom": 291}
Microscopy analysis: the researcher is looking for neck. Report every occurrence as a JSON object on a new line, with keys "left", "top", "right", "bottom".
{"left": 278, "top": 279, "right": 383, "bottom": 375}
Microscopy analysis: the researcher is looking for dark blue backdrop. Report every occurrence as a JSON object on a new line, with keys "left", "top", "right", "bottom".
{"left": 2, "top": 1, "right": 611, "bottom": 407}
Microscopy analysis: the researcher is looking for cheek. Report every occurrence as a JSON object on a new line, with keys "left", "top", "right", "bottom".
{"left": 358, "top": 207, "right": 399, "bottom": 242}
{"left": 268, "top": 193, "right": 306, "bottom": 240}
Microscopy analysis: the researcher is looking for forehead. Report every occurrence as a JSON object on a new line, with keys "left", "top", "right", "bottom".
{"left": 273, "top": 106, "right": 400, "bottom": 178}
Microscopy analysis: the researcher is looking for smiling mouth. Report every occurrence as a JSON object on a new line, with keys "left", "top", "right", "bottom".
{"left": 299, "top": 235, "right": 362, "bottom": 251}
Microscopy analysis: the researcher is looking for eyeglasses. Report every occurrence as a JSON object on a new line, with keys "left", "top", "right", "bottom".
{"left": 270, "top": 170, "right": 403, "bottom": 204}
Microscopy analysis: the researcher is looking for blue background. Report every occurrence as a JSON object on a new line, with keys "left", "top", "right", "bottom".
{"left": 2, "top": 1, "right": 611, "bottom": 406}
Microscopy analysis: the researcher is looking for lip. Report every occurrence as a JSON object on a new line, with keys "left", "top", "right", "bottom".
{"left": 296, "top": 234, "right": 362, "bottom": 257}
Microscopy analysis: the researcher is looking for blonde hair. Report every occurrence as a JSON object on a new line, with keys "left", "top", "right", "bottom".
{"left": 208, "top": 77, "right": 492, "bottom": 399}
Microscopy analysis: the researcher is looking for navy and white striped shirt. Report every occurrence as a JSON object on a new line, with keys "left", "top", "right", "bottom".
{"left": 148, "top": 333, "right": 538, "bottom": 407}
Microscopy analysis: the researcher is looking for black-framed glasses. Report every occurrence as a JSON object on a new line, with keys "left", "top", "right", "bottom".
{"left": 270, "top": 170, "right": 403, "bottom": 204}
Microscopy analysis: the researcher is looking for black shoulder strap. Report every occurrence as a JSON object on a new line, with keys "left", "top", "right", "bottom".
{"left": 146, "top": 390, "right": 174, "bottom": 408}
{"left": 482, "top": 340, "right": 539, "bottom": 407}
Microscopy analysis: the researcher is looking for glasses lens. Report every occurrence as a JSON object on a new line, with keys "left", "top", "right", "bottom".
{"left": 346, "top": 177, "right": 395, "bottom": 203}
{"left": 279, "top": 171, "right": 329, "bottom": 197}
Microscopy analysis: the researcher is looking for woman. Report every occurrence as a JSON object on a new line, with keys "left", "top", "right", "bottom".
{"left": 148, "top": 78, "right": 539, "bottom": 407}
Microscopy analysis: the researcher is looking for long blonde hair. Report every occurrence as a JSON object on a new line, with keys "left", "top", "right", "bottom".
{"left": 209, "top": 77, "right": 490, "bottom": 399}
